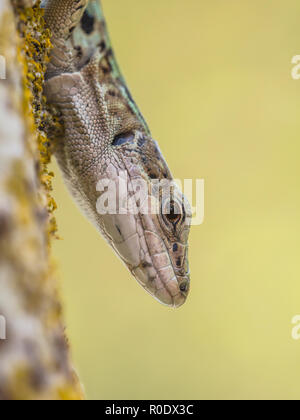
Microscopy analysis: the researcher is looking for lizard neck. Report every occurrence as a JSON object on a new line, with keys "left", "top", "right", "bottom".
{"left": 44, "top": 0, "right": 150, "bottom": 135}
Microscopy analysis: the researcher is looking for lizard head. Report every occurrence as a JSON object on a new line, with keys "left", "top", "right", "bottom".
{"left": 96, "top": 133, "right": 192, "bottom": 308}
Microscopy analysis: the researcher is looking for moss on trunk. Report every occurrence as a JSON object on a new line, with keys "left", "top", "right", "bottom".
{"left": 0, "top": 0, "right": 83, "bottom": 400}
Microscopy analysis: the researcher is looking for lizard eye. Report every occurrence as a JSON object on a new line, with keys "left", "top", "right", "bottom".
{"left": 162, "top": 200, "right": 182, "bottom": 225}
{"left": 112, "top": 132, "right": 135, "bottom": 146}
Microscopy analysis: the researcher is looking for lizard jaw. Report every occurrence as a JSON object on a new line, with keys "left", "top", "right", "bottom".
{"left": 96, "top": 168, "right": 191, "bottom": 308}
{"left": 131, "top": 212, "right": 190, "bottom": 308}
{"left": 131, "top": 228, "right": 190, "bottom": 308}
{"left": 100, "top": 210, "right": 190, "bottom": 308}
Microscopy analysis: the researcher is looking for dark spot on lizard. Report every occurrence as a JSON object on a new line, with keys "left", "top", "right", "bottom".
{"left": 83, "top": 56, "right": 92, "bottom": 67}
{"left": 116, "top": 225, "right": 122, "bottom": 236}
{"left": 142, "top": 262, "right": 152, "bottom": 269}
{"left": 138, "top": 136, "right": 146, "bottom": 148}
{"left": 176, "top": 257, "right": 182, "bottom": 267}
{"left": 81, "top": 10, "right": 95, "bottom": 35}
{"left": 173, "top": 243, "right": 178, "bottom": 252}
{"left": 75, "top": 4, "right": 84, "bottom": 11}
{"left": 74, "top": 46, "right": 83, "bottom": 59}
{"left": 127, "top": 105, "right": 135, "bottom": 116}
{"left": 106, "top": 48, "right": 113, "bottom": 58}
{"left": 98, "top": 41, "right": 106, "bottom": 52}
{"left": 101, "top": 57, "right": 112, "bottom": 74}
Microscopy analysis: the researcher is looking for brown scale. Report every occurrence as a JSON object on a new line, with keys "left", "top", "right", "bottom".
{"left": 137, "top": 137, "right": 172, "bottom": 181}
{"left": 118, "top": 134, "right": 172, "bottom": 182}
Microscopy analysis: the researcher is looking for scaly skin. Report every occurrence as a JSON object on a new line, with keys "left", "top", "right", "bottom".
{"left": 42, "top": 0, "right": 191, "bottom": 307}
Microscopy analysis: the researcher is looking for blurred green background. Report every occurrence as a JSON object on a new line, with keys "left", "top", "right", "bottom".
{"left": 50, "top": 0, "right": 300, "bottom": 400}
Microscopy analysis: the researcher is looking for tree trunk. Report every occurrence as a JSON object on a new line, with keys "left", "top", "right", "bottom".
{"left": 0, "top": 0, "right": 83, "bottom": 400}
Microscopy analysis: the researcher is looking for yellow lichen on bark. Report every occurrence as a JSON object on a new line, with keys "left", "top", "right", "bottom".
{"left": 14, "top": 0, "right": 58, "bottom": 239}
{"left": 0, "top": 0, "right": 84, "bottom": 400}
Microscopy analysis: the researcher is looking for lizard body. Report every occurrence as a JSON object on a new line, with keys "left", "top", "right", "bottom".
{"left": 42, "top": 0, "right": 191, "bottom": 307}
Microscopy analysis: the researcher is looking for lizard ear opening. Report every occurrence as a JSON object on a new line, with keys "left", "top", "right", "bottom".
{"left": 112, "top": 132, "right": 135, "bottom": 147}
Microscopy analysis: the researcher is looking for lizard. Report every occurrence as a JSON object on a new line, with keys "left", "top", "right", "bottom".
{"left": 41, "top": 0, "right": 192, "bottom": 308}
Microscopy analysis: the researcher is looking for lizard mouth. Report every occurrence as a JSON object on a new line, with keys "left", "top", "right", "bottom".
{"left": 99, "top": 182, "right": 191, "bottom": 307}
{"left": 132, "top": 265, "right": 190, "bottom": 308}
{"left": 130, "top": 227, "right": 190, "bottom": 308}
{"left": 104, "top": 211, "right": 190, "bottom": 308}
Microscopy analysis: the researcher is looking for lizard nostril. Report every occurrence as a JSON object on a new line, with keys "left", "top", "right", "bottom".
{"left": 180, "top": 282, "right": 188, "bottom": 292}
